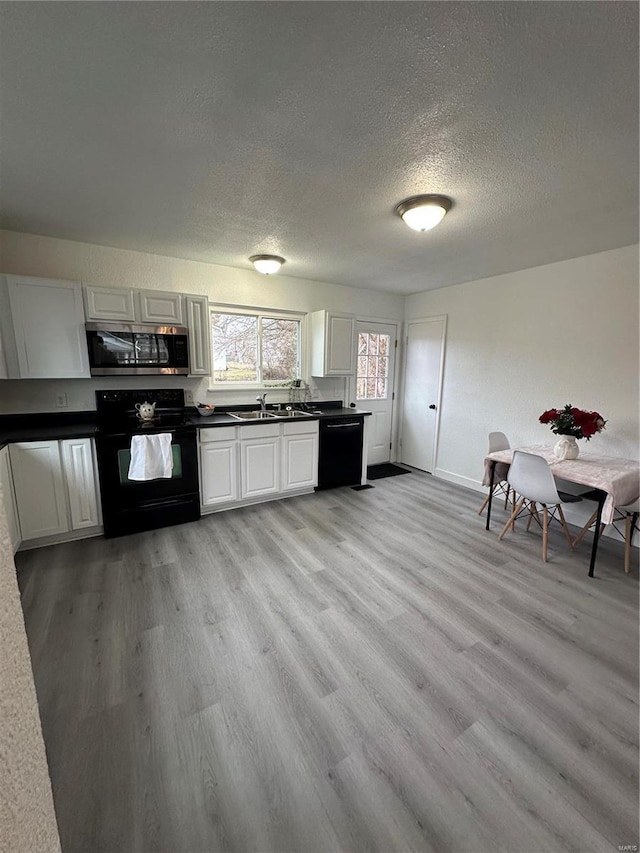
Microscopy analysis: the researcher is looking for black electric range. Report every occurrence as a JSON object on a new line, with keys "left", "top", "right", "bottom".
{"left": 95, "top": 389, "right": 200, "bottom": 538}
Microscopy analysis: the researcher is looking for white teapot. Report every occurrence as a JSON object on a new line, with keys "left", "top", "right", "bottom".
{"left": 135, "top": 401, "right": 156, "bottom": 421}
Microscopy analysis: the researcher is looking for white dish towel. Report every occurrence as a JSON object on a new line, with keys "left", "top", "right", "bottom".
{"left": 128, "top": 433, "right": 174, "bottom": 481}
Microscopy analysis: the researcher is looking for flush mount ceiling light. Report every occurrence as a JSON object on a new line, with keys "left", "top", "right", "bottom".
{"left": 249, "top": 254, "right": 285, "bottom": 275}
{"left": 395, "top": 194, "right": 453, "bottom": 232}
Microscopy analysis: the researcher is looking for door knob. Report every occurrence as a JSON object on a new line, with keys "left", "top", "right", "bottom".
{"left": 429, "top": 404, "right": 437, "bottom": 410}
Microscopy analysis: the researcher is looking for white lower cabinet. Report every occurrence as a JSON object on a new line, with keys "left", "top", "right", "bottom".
{"left": 9, "top": 437, "right": 101, "bottom": 547}
{"left": 0, "top": 445, "right": 21, "bottom": 553}
{"left": 61, "top": 438, "right": 101, "bottom": 530}
{"left": 240, "top": 425, "right": 281, "bottom": 499}
{"left": 10, "top": 441, "right": 69, "bottom": 540}
{"left": 282, "top": 421, "right": 319, "bottom": 491}
{"left": 199, "top": 428, "right": 239, "bottom": 508}
{"left": 199, "top": 420, "right": 318, "bottom": 512}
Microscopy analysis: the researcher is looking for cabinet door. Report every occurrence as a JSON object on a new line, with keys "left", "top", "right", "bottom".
{"left": 0, "top": 446, "right": 21, "bottom": 552}
{"left": 282, "top": 432, "right": 319, "bottom": 491}
{"left": 241, "top": 437, "right": 280, "bottom": 499}
{"left": 61, "top": 438, "right": 100, "bottom": 530}
{"left": 84, "top": 285, "right": 136, "bottom": 321}
{"left": 200, "top": 440, "right": 239, "bottom": 506}
{"left": 326, "top": 313, "right": 356, "bottom": 374}
{"left": 185, "top": 295, "right": 211, "bottom": 375}
{"left": 4, "top": 276, "right": 90, "bottom": 379}
{"left": 311, "top": 310, "right": 355, "bottom": 376}
{"left": 9, "top": 441, "right": 69, "bottom": 540}
{"left": 137, "top": 290, "right": 184, "bottom": 325}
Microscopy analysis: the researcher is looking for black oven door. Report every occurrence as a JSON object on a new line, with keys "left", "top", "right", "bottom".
{"left": 96, "top": 426, "right": 200, "bottom": 538}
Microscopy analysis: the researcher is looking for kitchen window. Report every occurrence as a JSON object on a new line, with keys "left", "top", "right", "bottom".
{"left": 210, "top": 306, "right": 303, "bottom": 387}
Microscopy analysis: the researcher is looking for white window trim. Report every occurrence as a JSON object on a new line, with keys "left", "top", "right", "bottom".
{"left": 208, "top": 303, "right": 307, "bottom": 392}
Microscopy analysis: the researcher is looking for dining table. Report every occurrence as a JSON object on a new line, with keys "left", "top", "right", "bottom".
{"left": 483, "top": 445, "right": 640, "bottom": 577}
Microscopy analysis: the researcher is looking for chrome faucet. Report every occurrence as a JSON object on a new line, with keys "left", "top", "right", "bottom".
{"left": 256, "top": 393, "right": 267, "bottom": 412}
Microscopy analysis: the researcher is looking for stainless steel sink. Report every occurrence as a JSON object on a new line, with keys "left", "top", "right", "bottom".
{"left": 226, "top": 409, "right": 318, "bottom": 421}
{"left": 227, "top": 411, "right": 277, "bottom": 421}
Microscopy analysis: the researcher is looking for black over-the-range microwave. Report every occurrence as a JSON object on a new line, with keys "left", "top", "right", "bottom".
{"left": 86, "top": 322, "right": 190, "bottom": 376}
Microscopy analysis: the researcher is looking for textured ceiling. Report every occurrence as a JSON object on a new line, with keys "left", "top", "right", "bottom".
{"left": 0, "top": 2, "right": 637, "bottom": 295}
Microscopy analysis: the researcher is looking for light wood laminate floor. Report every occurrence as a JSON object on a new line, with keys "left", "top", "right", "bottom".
{"left": 16, "top": 471, "right": 639, "bottom": 853}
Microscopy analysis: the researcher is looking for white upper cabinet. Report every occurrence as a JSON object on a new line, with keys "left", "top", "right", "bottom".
{"left": 185, "top": 294, "right": 211, "bottom": 375}
{"left": 0, "top": 275, "right": 90, "bottom": 379}
{"left": 310, "top": 310, "right": 356, "bottom": 376}
{"left": 83, "top": 285, "right": 136, "bottom": 322}
{"left": 137, "top": 290, "right": 184, "bottom": 325}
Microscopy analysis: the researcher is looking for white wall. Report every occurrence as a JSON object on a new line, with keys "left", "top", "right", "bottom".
{"left": 0, "top": 230, "right": 404, "bottom": 413}
{"left": 404, "top": 244, "right": 639, "bottom": 494}
{"left": 0, "top": 486, "right": 61, "bottom": 852}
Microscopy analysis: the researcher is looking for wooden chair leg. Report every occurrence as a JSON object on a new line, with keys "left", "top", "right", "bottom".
{"left": 499, "top": 498, "right": 525, "bottom": 541}
{"left": 573, "top": 509, "right": 598, "bottom": 548}
{"left": 478, "top": 489, "right": 491, "bottom": 516}
{"left": 542, "top": 506, "right": 549, "bottom": 562}
{"left": 556, "top": 505, "right": 574, "bottom": 549}
{"left": 625, "top": 514, "right": 632, "bottom": 574}
{"left": 526, "top": 502, "right": 538, "bottom": 532}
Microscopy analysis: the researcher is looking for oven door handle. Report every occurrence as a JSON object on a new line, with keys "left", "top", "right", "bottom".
{"left": 139, "top": 496, "right": 193, "bottom": 510}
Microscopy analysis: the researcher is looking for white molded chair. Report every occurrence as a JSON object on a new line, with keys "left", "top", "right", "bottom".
{"left": 478, "top": 431, "right": 514, "bottom": 516}
{"left": 574, "top": 499, "right": 639, "bottom": 574}
{"left": 498, "top": 451, "right": 582, "bottom": 562}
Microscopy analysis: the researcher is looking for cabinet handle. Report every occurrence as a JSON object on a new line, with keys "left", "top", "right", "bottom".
{"left": 326, "top": 422, "right": 360, "bottom": 428}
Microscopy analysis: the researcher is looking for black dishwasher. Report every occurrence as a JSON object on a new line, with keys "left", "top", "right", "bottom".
{"left": 317, "top": 416, "right": 364, "bottom": 489}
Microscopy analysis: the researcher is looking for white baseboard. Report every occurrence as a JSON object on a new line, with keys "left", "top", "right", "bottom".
{"left": 434, "top": 468, "right": 484, "bottom": 493}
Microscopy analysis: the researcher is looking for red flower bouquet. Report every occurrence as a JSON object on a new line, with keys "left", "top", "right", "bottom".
{"left": 539, "top": 404, "right": 606, "bottom": 441}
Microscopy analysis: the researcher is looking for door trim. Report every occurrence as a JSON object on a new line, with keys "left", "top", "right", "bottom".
{"left": 400, "top": 314, "right": 447, "bottom": 474}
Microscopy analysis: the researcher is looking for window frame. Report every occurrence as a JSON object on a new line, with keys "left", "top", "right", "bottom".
{"left": 208, "top": 303, "right": 306, "bottom": 391}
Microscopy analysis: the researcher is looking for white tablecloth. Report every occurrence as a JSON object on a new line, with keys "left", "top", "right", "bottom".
{"left": 483, "top": 445, "right": 640, "bottom": 524}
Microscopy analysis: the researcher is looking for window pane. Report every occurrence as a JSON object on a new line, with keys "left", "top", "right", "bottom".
{"left": 212, "top": 313, "right": 258, "bottom": 382}
{"left": 356, "top": 333, "right": 391, "bottom": 399}
{"left": 262, "top": 318, "right": 299, "bottom": 381}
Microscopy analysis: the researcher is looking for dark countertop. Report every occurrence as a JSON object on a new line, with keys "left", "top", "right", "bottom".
{"left": 189, "top": 406, "right": 371, "bottom": 429}
{"left": 0, "top": 403, "right": 371, "bottom": 449}
{"left": 0, "top": 414, "right": 98, "bottom": 450}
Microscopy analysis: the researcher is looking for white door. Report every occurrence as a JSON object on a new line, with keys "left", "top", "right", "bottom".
{"left": 355, "top": 322, "right": 397, "bottom": 465}
{"left": 401, "top": 316, "right": 447, "bottom": 473}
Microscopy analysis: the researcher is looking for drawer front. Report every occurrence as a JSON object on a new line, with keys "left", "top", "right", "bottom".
{"left": 239, "top": 423, "right": 281, "bottom": 440}
{"left": 283, "top": 420, "right": 319, "bottom": 436}
{"left": 199, "top": 426, "right": 237, "bottom": 443}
